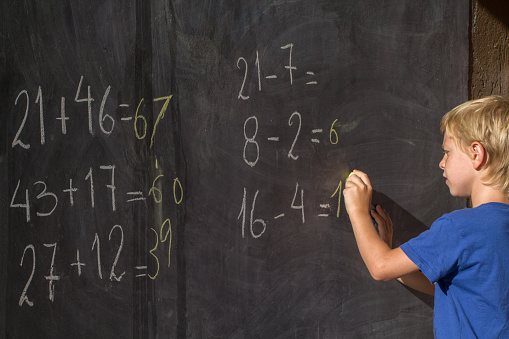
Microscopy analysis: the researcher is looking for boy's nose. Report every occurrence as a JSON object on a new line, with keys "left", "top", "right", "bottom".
{"left": 439, "top": 156, "right": 445, "bottom": 169}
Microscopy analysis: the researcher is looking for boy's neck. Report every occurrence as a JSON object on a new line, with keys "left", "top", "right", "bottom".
{"left": 470, "top": 184, "right": 509, "bottom": 207}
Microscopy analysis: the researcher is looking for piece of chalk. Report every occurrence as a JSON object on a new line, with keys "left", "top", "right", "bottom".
{"left": 347, "top": 171, "right": 355, "bottom": 179}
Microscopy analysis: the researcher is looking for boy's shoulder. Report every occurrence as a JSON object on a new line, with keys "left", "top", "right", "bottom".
{"left": 446, "top": 202, "right": 509, "bottom": 217}
{"left": 438, "top": 202, "right": 509, "bottom": 233}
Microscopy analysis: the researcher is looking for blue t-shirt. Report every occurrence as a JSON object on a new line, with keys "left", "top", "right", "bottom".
{"left": 400, "top": 202, "right": 509, "bottom": 338}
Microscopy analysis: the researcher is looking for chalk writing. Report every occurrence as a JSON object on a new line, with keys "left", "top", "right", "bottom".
{"left": 10, "top": 77, "right": 182, "bottom": 308}
{"left": 235, "top": 43, "right": 341, "bottom": 239}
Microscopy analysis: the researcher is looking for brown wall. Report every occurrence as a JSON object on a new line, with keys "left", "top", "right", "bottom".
{"left": 471, "top": 0, "right": 509, "bottom": 98}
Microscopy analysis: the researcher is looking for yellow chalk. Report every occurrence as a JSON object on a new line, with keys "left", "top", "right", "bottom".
{"left": 347, "top": 171, "right": 355, "bottom": 179}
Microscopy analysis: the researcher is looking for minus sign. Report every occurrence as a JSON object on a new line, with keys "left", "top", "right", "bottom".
{"left": 306, "top": 72, "right": 315, "bottom": 75}
{"left": 318, "top": 214, "right": 329, "bottom": 217}
{"left": 274, "top": 213, "right": 285, "bottom": 219}
{"left": 312, "top": 129, "right": 323, "bottom": 134}
{"left": 268, "top": 137, "right": 279, "bottom": 141}
{"left": 119, "top": 104, "right": 129, "bottom": 107}
{"left": 121, "top": 117, "right": 133, "bottom": 121}
{"left": 306, "top": 81, "right": 318, "bottom": 85}
{"left": 311, "top": 139, "right": 320, "bottom": 143}
{"left": 266, "top": 75, "right": 278, "bottom": 79}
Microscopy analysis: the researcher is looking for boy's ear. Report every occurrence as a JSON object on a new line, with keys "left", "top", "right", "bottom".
{"left": 470, "top": 141, "right": 487, "bottom": 170}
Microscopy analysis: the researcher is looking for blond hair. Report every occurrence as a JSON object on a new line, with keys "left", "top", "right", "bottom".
{"left": 441, "top": 95, "right": 509, "bottom": 196}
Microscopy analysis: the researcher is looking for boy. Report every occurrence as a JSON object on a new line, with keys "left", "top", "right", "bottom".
{"left": 343, "top": 96, "right": 509, "bottom": 338}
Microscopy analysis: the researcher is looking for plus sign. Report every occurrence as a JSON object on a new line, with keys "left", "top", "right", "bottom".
{"left": 71, "top": 250, "right": 86, "bottom": 276}
{"left": 63, "top": 179, "right": 78, "bottom": 206}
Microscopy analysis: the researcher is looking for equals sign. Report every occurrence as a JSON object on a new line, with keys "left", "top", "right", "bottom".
{"left": 127, "top": 191, "right": 145, "bottom": 202}
{"left": 119, "top": 104, "right": 132, "bottom": 121}
{"left": 311, "top": 129, "right": 323, "bottom": 143}
{"left": 306, "top": 72, "right": 318, "bottom": 85}
{"left": 318, "top": 204, "right": 330, "bottom": 217}
{"left": 135, "top": 266, "right": 147, "bottom": 278}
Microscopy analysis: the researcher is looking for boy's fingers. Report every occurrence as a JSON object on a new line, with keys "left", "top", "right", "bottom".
{"left": 371, "top": 209, "right": 386, "bottom": 226}
{"left": 344, "top": 176, "right": 364, "bottom": 191}
{"left": 376, "top": 205, "right": 389, "bottom": 222}
{"left": 373, "top": 206, "right": 393, "bottom": 229}
{"left": 352, "top": 170, "right": 372, "bottom": 188}
{"left": 370, "top": 209, "right": 383, "bottom": 223}
{"left": 347, "top": 171, "right": 370, "bottom": 189}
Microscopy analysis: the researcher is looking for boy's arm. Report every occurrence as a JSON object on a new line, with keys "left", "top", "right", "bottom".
{"left": 398, "top": 272, "right": 435, "bottom": 295}
{"left": 371, "top": 204, "right": 434, "bottom": 296}
{"left": 343, "top": 170, "right": 421, "bottom": 281}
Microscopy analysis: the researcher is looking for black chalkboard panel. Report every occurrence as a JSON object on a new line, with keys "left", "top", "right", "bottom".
{"left": 1, "top": 1, "right": 468, "bottom": 338}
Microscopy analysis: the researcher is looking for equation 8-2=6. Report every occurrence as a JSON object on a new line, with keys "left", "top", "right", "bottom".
{"left": 243, "top": 113, "right": 341, "bottom": 167}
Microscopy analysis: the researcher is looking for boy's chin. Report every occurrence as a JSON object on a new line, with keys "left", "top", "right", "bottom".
{"left": 446, "top": 186, "right": 466, "bottom": 198}
{"left": 449, "top": 190, "right": 469, "bottom": 199}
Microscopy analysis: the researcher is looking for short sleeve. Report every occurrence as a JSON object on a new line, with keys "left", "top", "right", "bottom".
{"left": 400, "top": 215, "right": 463, "bottom": 284}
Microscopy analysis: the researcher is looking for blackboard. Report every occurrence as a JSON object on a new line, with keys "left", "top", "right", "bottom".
{"left": 1, "top": 1, "right": 468, "bottom": 337}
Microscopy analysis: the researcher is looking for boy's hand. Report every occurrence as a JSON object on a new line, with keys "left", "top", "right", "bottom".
{"left": 343, "top": 170, "right": 394, "bottom": 248}
{"left": 343, "top": 170, "right": 372, "bottom": 217}
{"left": 371, "top": 205, "right": 393, "bottom": 248}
